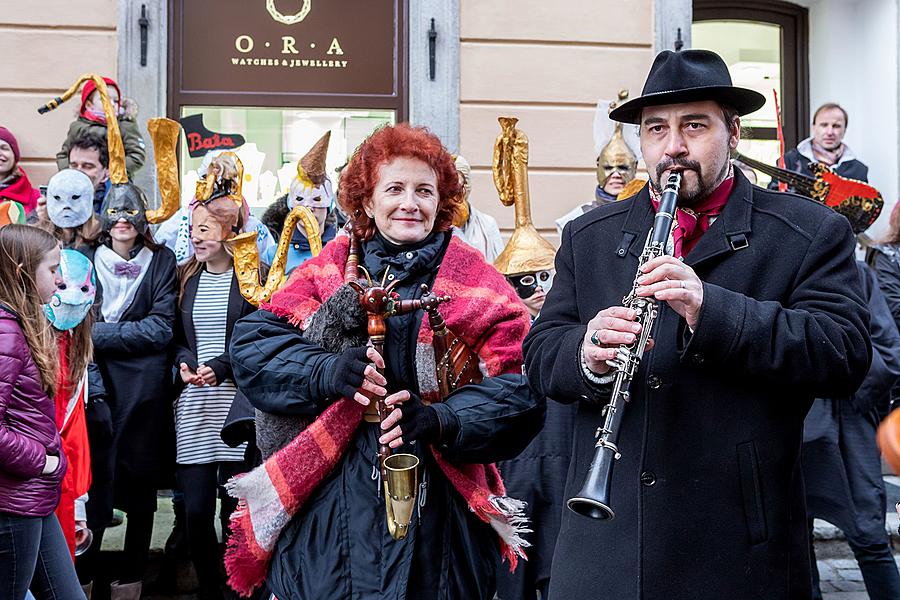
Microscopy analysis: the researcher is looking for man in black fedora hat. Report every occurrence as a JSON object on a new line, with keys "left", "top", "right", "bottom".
{"left": 524, "top": 49, "right": 871, "bottom": 599}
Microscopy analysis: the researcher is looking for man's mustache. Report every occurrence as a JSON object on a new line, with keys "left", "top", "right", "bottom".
{"left": 656, "top": 158, "right": 702, "bottom": 179}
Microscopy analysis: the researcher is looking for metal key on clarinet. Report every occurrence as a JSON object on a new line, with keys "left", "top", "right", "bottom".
{"left": 567, "top": 171, "right": 682, "bottom": 520}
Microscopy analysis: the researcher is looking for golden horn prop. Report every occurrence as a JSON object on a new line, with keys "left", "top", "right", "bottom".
{"left": 145, "top": 118, "right": 182, "bottom": 224}
{"left": 232, "top": 205, "right": 322, "bottom": 307}
{"left": 38, "top": 74, "right": 126, "bottom": 185}
{"left": 492, "top": 116, "right": 557, "bottom": 276}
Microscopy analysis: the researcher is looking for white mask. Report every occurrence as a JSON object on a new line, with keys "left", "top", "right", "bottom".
{"left": 47, "top": 169, "right": 95, "bottom": 228}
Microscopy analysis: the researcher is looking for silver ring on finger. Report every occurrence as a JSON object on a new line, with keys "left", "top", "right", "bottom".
{"left": 590, "top": 329, "right": 602, "bottom": 346}
{"left": 680, "top": 280, "right": 686, "bottom": 289}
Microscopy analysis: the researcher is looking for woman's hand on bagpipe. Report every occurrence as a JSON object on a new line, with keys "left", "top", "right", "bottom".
{"left": 326, "top": 345, "right": 388, "bottom": 406}
{"left": 379, "top": 391, "right": 441, "bottom": 449}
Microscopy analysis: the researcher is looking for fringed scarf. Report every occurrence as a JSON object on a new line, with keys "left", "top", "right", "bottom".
{"left": 224, "top": 234, "right": 532, "bottom": 596}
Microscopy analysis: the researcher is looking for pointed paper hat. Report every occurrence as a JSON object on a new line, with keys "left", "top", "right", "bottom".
{"left": 296, "top": 131, "right": 331, "bottom": 188}
{"left": 492, "top": 117, "right": 556, "bottom": 276}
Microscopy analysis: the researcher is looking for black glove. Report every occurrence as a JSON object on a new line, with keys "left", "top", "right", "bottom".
{"left": 324, "top": 346, "right": 370, "bottom": 401}
{"left": 397, "top": 394, "right": 442, "bottom": 445}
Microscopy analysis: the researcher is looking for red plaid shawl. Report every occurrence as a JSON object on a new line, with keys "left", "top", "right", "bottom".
{"left": 224, "top": 234, "right": 532, "bottom": 596}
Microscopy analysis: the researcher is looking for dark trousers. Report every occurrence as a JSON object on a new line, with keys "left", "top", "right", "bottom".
{"left": 176, "top": 462, "right": 243, "bottom": 598}
{"left": 809, "top": 518, "right": 900, "bottom": 600}
{"left": 0, "top": 512, "right": 84, "bottom": 599}
{"left": 75, "top": 508, "right": 154, "bottom": 586}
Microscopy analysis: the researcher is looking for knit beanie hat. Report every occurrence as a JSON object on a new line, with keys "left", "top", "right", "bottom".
{"left": 0, "top": 127, "right": 20, "bottom": 162}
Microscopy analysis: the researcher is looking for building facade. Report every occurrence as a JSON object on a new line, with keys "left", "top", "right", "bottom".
{"left": 4, "top": 0, "right": 896, "bottom": 241}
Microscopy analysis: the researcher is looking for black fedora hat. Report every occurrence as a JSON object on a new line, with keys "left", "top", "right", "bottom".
{"left": 609, "top": 49, "right": 766, "bottom": 124}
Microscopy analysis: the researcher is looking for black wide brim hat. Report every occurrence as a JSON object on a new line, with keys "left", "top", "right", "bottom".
{"left": 609, "top": 49, "right": 766, "bottom": 124}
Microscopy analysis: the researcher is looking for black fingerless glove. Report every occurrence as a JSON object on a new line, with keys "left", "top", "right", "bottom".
{"left": 398, "top": 394, "right": 442, "bottom": 445}
{"left": 324, "top": 346, "right": 369, "bottom": 401}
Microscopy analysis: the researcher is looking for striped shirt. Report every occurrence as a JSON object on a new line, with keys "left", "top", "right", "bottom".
{"left": 175, "top": 269, "right": 246, "bottom": 464}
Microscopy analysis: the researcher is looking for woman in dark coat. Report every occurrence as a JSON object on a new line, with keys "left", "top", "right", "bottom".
{"left": 84, "top": 183, "right": 177, "bottom": 598}
{"left": 172, "top": 156, "right": 261, "bottom": 600}
{"left": 869, "top": 203, "right": 900, "bottom": 409}
{"left": 226, "top": 124, "right": 543, "bottom": 599}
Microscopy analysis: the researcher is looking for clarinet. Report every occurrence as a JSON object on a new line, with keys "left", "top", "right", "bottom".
{"left": 567, "top": 171, "right": 682, "bottom": 520}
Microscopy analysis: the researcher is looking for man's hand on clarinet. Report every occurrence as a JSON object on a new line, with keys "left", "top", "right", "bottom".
{"left": 635, "top": 256, "right": 704, "bottom": 330}
{"left": 583, "top": 307, "right": 650, "bottom": 375}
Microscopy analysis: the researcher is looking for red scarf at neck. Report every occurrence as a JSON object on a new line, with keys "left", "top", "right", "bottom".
{"left": 0, "top": 168, "right": 39, "bottom": 214}
{"left": 650, "top": 170, "right": 734, "bottom": 258}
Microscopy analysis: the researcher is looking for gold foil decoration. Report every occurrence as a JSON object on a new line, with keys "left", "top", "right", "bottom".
{"left": 492, "top": 117, "right": 556, "bottom": 276}
{"left": 616, "top": 178, "right": 647, "bottom": 201}
{"left": 232, "top": 205, "right": 322, "bottom": 306}
{"left": 196, "top": 152, "right": 245, "bottom": 209}
{"left": 38, "top": 74, "right": 127, "bottom": 185}
{"left": 597, "top": 90, "right": 638, "bottom": 189}
{"left": 145, "top": 118, "right": 182, "bottom": 224}
{"left": 452, "top": 155, "right": 472, "bottom": 228}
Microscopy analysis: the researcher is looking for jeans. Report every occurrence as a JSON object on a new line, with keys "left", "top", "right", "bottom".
{"left": 0, "top": 512, "right": 85, "bottom": 599}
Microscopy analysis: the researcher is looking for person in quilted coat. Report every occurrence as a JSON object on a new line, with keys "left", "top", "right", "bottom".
{"left": 0, "top": 224, "right": 83, "bottom": 599}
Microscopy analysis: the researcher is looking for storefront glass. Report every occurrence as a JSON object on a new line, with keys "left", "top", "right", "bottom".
{"left": 692, "top": 20, "right": 784, "bottom": 186}
{"left": 178, "top": 106, "right": 394, "bottom": 213}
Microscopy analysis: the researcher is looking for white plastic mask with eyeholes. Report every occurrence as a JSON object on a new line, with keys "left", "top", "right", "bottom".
{"left": 47, "top": 169, "right": 95, "bottom": 228}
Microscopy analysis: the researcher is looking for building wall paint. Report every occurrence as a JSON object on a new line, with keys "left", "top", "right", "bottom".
{"left": 0, "top": 1, "right": 118, "bottom": 190}
{"left": 458, "top": 0, "right": 655, "bottom": 245}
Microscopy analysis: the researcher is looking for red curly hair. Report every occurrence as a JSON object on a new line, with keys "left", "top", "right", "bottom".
{"left": 338, "top": 123, "right": 464, "bottom": 241}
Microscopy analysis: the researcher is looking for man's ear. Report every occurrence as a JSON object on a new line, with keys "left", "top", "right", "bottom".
{"left": 730, "top": 116, "right": 741, "bottom": 150}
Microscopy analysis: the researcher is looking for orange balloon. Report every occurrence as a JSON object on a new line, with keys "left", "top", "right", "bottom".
{"left": 877, "top": 409, "right": 900, "bottom": 475}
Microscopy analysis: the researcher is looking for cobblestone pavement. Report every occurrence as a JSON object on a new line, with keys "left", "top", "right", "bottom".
{"left": 99, "top": 493, "right": 900, "bottom": 599}
{"left": 816, "top": 507, "right": 900, "bottom": 599}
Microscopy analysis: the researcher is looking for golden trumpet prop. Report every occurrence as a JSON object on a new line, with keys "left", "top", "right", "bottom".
{"left": 145, "top": 118, "right": 182, "bottom": 224}
{"left": 232, "top": 205, "right": 322, "bottom": 306}
{"left": 492, "top": 117, "right": 556, "bottom": 277}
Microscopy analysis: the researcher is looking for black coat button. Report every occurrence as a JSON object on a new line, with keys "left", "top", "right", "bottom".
{"left": 640, "top": 471, "right": 657, "bottom": 487}
{"left": 692, "top": 352, "right": 705, "bottom": 366}
{"left": 648, "top": 375, "right": 662, "bottom": 389}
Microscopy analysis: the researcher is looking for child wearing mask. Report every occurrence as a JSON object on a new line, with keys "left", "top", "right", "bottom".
{"left": 55, "top": 77, "right": 146, "bottom": 177}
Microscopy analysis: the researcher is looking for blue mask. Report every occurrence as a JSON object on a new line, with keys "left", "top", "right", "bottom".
{"left": 44, "top": 249, "right": 96, "bottom": 331}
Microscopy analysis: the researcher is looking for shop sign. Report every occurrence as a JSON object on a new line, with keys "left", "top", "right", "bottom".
{"left": 176, "top": 0, "right": 399, "bottom": 97}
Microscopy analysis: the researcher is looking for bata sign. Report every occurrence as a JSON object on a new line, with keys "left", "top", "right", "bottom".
{"left": 176, "top": 0, "right": 400, "bottom": 98}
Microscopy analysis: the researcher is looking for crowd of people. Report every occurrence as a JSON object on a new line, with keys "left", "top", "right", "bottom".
{"left": 2, "top": 48, "right": 900, "bottom": 600}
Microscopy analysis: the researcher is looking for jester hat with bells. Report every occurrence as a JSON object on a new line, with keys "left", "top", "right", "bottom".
{"left": 492, "top": 117, "right": 557, "bottom": 298}
{"left": 38, "top": 74, "right": 181, "bottom": 232}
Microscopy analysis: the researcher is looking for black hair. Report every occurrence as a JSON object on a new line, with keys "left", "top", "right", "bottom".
{"left": 69, "top": 131, "right": 109, "bottom": 168}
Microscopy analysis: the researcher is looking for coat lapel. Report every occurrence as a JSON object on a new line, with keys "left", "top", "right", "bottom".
{"left": 621, "top": 189, "right": 655, "bottom": 260}
{"left": 181, "top": 269, "right": 201, "bottom": 352}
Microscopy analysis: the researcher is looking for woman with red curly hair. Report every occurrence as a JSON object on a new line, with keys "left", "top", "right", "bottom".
{"left": 226, "top": 124, "right": 544, "bottom": 599}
